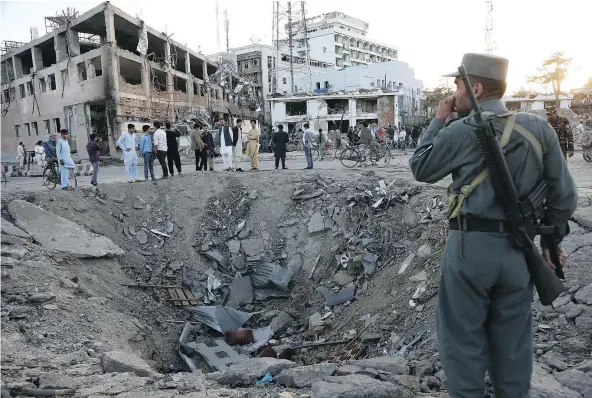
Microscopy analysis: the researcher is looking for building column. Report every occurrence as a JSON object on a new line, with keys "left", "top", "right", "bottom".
{"left": 54, "top": 33, "right": 68, "bottom": 63}
{"left": 165, "top": 40, "right": 174, "bottom": 120}
{"left": 31, "top": 47, "right": 44, "bottom": 72}
{"left": 185, "top": 51, "right": 194, "bottom": 98}
{"left": 141, "top": 61, "right": 152, "bottom": 118}
{"left": 104, "top": 5, "right": 119, "bottom": 155}
{"left": 12, "top": 56, "right": 23, "bottom": 78}
{"left": 66, "top": 30, "right": 81, "bottom": 57}
{"left": 349, "top": 98, "right": 357, "bottom": 127}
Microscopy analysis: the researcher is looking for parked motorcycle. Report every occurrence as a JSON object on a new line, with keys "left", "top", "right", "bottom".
{"left": 583, "top": 145, "right": 592, "bottom": 162}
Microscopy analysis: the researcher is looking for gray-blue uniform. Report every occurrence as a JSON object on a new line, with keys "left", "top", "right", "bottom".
{"left": 410, "top": 53, "right": 577, "bottom": 397}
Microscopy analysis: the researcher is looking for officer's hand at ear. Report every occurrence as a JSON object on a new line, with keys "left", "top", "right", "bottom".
{"left": 568, "top": 151, "right": 574, "bottom": 157}
{"left": 436, "top": 96, "right": 456, "bottom": 121}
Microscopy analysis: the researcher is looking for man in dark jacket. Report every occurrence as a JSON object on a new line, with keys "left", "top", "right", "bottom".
{"left": 86, "top": 134, "right": 101, "bottom": 186}
{"left": 165, "top": 122, "right": 182, "bottom": 176}
{"left": 272, "top": 124, "right": 289, "bottom": 169}
{"left": 202, "top": 128, "right": 215, "bottom": 171}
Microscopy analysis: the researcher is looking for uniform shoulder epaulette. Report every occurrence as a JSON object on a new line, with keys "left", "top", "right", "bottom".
{"left": 444, "top": 118, "right": 461, "bottom": 127}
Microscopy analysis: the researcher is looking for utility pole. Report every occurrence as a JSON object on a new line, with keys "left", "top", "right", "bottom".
{"left": 484, "top": 0, "right": 496, "bottom": 53}
{"left": 272, "top": 1, "right": 280, "bottom": 94}
{"left": 301, "top": 1, "right": 312, "bottom": 92}
{"left": 224, "top": 10, "right": 229, "bottom": 53}
{"left": 287, "top": 1, "right": 294, "bottom": 94}
{"left": 215, "top": 0, "right": 220, "bottom": 53}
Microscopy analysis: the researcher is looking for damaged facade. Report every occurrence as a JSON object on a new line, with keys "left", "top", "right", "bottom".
{"left": 0, "top": 2, "right": 254, "bottom": 160}
{"left": 270, "top": 92, "right": 399, "bottom": 133}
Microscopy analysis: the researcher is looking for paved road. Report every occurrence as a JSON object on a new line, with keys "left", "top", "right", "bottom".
{"left": 2, "top": 151, "right": 590, "bottom": 195}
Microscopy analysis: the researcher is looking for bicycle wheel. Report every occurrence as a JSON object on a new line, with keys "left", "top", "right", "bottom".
{"left": 43, "top": 167, "right": 57, "bottom": 190}
{"left": 69, "top": 169, "right": 77, "bottom": 188}
{"left": 340, "top": 147, "right": 360, "bottom": 168}
{"left": 313, "top": 148, "right": 320, "bottom": 161}
{"left": 374, "top": 148, "right": 390, "bottom": 168}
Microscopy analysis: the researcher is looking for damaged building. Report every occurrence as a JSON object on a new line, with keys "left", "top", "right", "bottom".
{"left": 0, "top": 2, "right": 254, "bottom": 160}
{"left": 270, "top": 92, "right": 401, "bottom": 133}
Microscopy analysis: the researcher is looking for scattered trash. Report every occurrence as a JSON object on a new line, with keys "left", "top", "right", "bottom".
{"left": 148, "top": 228, "right": 171, "bottom": 238}
{"left": 236, "top": 220, "right": 246, "bottom": 233}
{"left": 398, "top": 253, "right": 416, "bottom": 275}
{"left": 255, "top": 373, "right": 273, "bottom": 385}
{"left": 190, "top": 306, "right": 253, "bottom": 333}
{"left": 136, "top": 229, "right": 148, "bottom": 245}
{"left": 392, "top": 331, "right": 426, "bottom": 357}
{"left": 409, "top": 270, "right": 426, "bottom": 282}
{"left": 417, "top": 243, "right": 432, "bottom": 258}
{"left": 362, "top": 253, "right": 379, "bottom": 276}
{"left": 225, "top": 329, "right": 255, "bottom": 346}
{"left": 316, "top": 286, "right": 356, "bottom": 306}
{"left": 206, "top": 275, "right": 222, "bottom": 303}
{"left": 412, "top": 281, "right": 426, "bottom": 299}
{"left": 308, "top": 312, "right": 326, "bottom": 336}
{"left": 340, "top": 252, "right": 351, "bottom": 268}
{"left": 165, "top": 221, "right": 174, "bottom": 234}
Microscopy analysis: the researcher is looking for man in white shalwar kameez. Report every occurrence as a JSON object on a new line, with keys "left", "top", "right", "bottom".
{"left": 217, "top": 119, "right": 234, "bottom": 171}
{"left": 117, "top": 124, "right": 140, "bottom": 183}
{"left": 56, "top": 130, "right": 76, "bottom": 190}
{"left": 232, "top": 119, "right": 244, "bottom": 170}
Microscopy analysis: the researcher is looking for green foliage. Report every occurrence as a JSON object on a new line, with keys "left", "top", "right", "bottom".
{"left": 528, "top": 52, "right": 572, "bottom": 107}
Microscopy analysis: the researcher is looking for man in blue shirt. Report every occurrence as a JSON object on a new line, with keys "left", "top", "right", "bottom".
{"left": 139, "top": 125, "right": 155, "bottom": 182}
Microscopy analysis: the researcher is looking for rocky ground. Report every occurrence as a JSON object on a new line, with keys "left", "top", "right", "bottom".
{"left": 1, "top": 163, "right": 591, "bottom": 398}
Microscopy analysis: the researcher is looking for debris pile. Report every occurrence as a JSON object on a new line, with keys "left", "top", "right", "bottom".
{"left": 1, "top": 170, "right": 591, "bottom": 398}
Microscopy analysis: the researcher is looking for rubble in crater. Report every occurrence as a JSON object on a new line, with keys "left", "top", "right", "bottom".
{"left": 1, "top": 169, "right": 591, "bottom": 398}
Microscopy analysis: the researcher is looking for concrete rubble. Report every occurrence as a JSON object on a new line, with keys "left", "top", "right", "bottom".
{"left": 7, "top": 199, "right": 125, "bottom": 258}
{"left": 1, "top": 169, "right": 591, "bottom": 398}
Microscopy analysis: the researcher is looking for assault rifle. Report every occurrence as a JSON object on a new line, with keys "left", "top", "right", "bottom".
{"left": 458, "top": 65, "right": 564, "bottom": 306}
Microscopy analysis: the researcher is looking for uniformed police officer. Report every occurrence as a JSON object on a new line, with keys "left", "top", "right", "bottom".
{"left": 410, "top": 53, "right": 577, "bottom": 397}
{"left": 546, "top": 105, "right": 574, "bottom": 160}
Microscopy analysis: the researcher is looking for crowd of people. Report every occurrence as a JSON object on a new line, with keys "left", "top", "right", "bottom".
{"left": 19, "top": 118, "right": 428, "bottom": 191}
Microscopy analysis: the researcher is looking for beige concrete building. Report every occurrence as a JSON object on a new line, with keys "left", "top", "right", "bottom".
{"left": 1, "top": 2, "right": 252, "bottom": 161}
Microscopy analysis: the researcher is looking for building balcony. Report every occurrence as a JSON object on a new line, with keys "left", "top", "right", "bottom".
{"left": 335, "top": 53, "right": 343, "bottom": 58}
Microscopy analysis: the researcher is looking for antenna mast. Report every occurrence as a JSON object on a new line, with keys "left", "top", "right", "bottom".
{"left": 224, "top": 10, "right": 229, "bottom": 53}
{"left": 484, "top": 0, "right": 496, "bottom": 53}
{"left": 215, "top": 0, "right": 221, "bottom": 53}
{"left": 287, "top": 2, "right": 295, "bottom": 94}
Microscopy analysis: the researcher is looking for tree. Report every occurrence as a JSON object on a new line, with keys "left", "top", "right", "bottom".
{"left": 511, "top": 87, "right": 539, "bottom": 98}
{"left": 584, "top": 76, "right": 592, "bottom": 89}
{"left": 528, "top": 52, "right": 572, "bottom": 108}
{"left": 424, "top": 85, "right": 453, "bottom": 118}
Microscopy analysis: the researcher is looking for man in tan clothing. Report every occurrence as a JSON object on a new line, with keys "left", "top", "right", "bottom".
{"left": 189, "top": 123, "right": 206, "bottom": 171}
{"left": 245, "top": 119, "right": 260, "bottom": 170}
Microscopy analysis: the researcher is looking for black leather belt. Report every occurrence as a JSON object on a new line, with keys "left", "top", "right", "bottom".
{"left": 449, "top": 218, "right": 511, "bottom": 233}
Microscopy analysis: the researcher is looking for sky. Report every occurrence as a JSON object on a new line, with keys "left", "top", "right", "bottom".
{"left": 1, "top": 0, "right": 590, "bottom": 93}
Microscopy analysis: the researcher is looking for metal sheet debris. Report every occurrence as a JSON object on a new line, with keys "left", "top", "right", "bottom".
{"left": 203, "top": 251, "right": 230, "bottom": 272}
{"left": 362, "top": 253, "right": 379, "bottom": 276}
{"left": 316, "top": 286, "right": 356, "bottom": 306}
{"left": 206, "top": 275, "right": 222, "bottom": 302}
{"left": 248, "top": 263, "right": 294, "bottom": 292}
{"left": 189, "top": 306, "right": 253, "bottom": 333}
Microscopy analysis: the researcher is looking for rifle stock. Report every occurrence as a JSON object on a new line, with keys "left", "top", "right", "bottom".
{"left": 458, "top": 65, "right": 564, "bottom": 306}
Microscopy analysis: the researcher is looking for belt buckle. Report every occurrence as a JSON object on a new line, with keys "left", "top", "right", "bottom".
{"left": 498, "top": 221, "right": 504, "bottom": 233}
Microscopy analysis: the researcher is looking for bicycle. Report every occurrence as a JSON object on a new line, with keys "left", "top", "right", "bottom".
{"left": 312, "top": 142, "right": 337, "bottom": 161}
{"left": 339, "top": 143, "right": 390, "bottom": 168}
{"left": 42, "top": 161, "right": 77, "bottom": 190}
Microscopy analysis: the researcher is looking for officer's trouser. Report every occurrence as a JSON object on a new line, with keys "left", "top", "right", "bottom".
{"left": 437, "top": 230, "right": 533, "bottom": 398}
